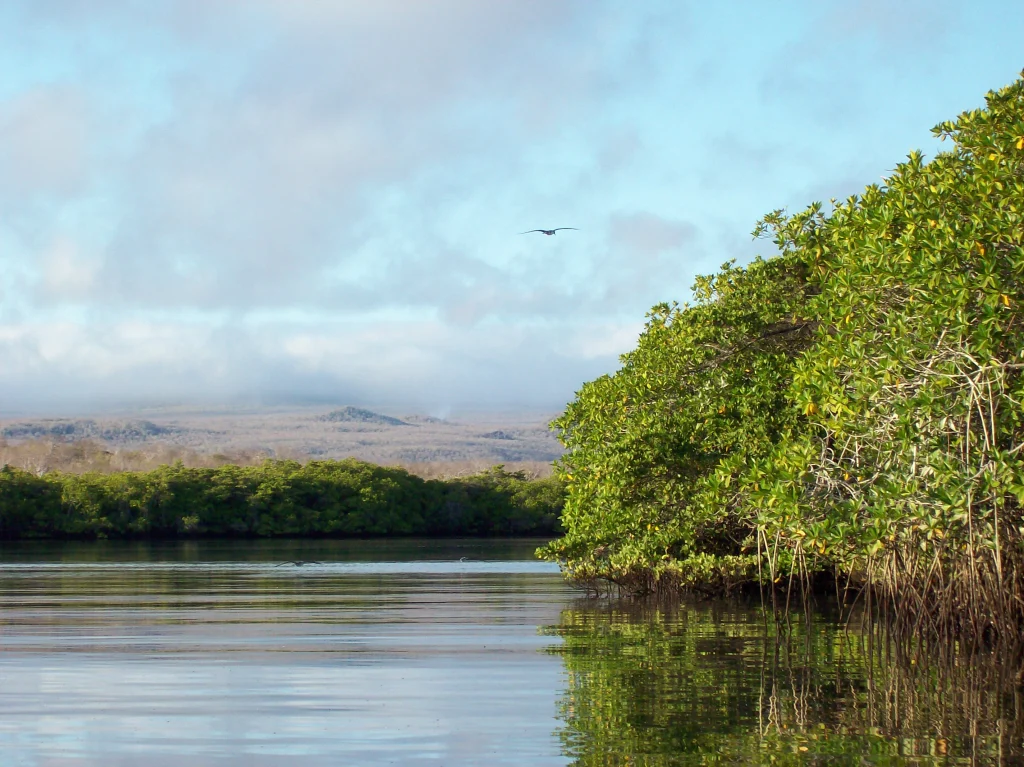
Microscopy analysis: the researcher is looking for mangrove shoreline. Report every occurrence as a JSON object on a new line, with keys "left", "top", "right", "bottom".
{"left": 0, "top": 460, "right": 564, "bottom": 540}
{"left": 539, "top": 72, "right": 1024, "bottom": 661}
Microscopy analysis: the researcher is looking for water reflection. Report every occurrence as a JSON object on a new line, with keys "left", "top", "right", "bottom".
{"left": 546, "top": 600, "right": 1024, "bottom": 765}
{"left": 0, "top": 536, "right": 550, "bottom": 564}
{"left": 1, "top": 541, "right": 1022, "bottom": 764}
{"left": 0, "top": 539, "right": 571, "bottom": 766}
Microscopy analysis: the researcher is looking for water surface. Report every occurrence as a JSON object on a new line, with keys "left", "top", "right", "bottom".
{"left": 1, "top": 539, "right": 1021, "bottom": 765}
{"left": 0, "top": 539, "right": 569, "bottom": 766}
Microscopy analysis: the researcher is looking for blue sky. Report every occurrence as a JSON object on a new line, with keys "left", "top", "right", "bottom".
{"left": 0, "top": 1, "right": 1022, "bottom": 415}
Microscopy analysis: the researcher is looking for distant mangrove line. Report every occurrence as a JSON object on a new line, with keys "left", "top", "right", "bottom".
{"left": 540, "top": 73, "right": 1024, "bottom": 656}
{"left": 0, "top": 460, "right": 564, "bottom": 539}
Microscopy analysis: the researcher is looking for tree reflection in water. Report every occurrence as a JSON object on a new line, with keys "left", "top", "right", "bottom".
{"left": 544, "top": 599, "right": 1024, "bottom": 765}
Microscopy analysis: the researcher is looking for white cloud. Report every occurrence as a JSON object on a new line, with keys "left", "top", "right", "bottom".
{"left": 39, "top": 237, "right": 99, "bottom": 300}
{"left": 608, "top": 212, "right": 695, "bottom": 257}
{"left": 0, "top": 85, "right": 90, "bottom": 201}
{"left": 0, "top": 316, "right": 625, "bottom": 411}
{"left": 0, "top": 1, "right": 1020, "bottom": 412}
{"left": 560, "top": 321, "right": 644, "bottom": 360}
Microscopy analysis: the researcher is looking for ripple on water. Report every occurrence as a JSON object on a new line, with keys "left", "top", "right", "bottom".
{"left": 0, "top": 539, "right": 1020, "bottom": 765}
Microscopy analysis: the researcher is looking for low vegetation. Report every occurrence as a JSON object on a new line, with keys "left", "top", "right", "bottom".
{"left": 0, "top": 408, "right": 563, "bottom": 466}
{"left": 0, "top": 460, "right": 563, "bottom": 539}
{"left": 0, "top": 437, "right": 554, "bottom": 479}
{"left": 541, "top": 73, "right": 1024, "bottom": 655}
{"left": 1, "top": 418, "right": 174, "bottom": 442}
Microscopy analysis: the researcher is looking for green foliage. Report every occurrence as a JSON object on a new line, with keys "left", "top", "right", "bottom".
{"left": 0, "top": 466, "right": 64, "bottom": 538}
{"left": 547, "top": 603, "right": 1019, "bottom": 764}
{"left": 744, "top": 73, "right": 1024, "bottom": 645}
{"left": 539, "top": 255, "right": 815, "bottom": 590}
{"left": 542, "top": 71, "right": 1024, "bottom": 645}
{"left": 0, "top": 460, "right": 564, "bottom": 540}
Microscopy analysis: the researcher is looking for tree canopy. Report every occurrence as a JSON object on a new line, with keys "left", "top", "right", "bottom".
{"left": 541, "top": 72, "right": 1024, "bottom": 649}
{"left": 0, "top": 460, "right": 563, "bottom": 540}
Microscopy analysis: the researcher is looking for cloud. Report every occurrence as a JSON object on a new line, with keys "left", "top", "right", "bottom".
{"left": 1, "top": 0, "right": 684, "bottom": 326}
{"left": 823, "top": 0, "right": 952, "bottom": 50}
{"left": 33, "top": 0, "right": 651, "bottom": 318}
{"left": 0, "top": 1, "right": 1020, "bottom": 413}
{"left": 608, "top": 212, "right": 695, "bottom": 257}
{"left": 39, "top": 237, "right": 100, "bottom": 301}
{"left": 0, "top": 316, "right": 629, "bottom": 412}
{"left": 755, "top": 0, "right": 959, "bottom": 125}
{"left": 0, "top": 85, "right": 91, "bottom": 203}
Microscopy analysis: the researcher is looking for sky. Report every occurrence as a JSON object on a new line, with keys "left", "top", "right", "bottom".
{"left": 1, "top": 1, "right": 1022, "bottom": 416}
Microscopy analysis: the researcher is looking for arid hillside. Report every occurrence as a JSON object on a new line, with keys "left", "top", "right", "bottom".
{"left": 0, "top": 406, "right": 562, "bottom": 477}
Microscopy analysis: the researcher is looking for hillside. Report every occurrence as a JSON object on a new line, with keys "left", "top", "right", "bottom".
{"left": 1, "top": 419, "right": 174, "bottom": 442}
{"left": 0, "top": 406, "right": 563, "bottom": 475}
{"left": 317, "top": 407, "right": 411, "bottom": 427}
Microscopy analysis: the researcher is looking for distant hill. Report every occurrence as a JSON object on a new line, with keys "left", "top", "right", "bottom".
{"left": 1, "top": 419, "right": 172, "bottom": 442}
{"left": 0, "top": 407, "right": 563, "bottom": 468}
{"left": 404, "top": 415, "right": 448, "bottom": 425}
{"left": 480, "top": 430, "right": 516, "bottom": 440}
{"left": 317, "top": 407, "right": 410, "bottom": 427}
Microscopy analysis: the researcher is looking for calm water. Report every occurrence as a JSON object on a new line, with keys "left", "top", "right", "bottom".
{"left": 0, "top": 540, "right": 1021, "bottom": 765}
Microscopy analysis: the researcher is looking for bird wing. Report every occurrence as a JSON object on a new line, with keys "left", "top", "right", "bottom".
{"left": 519, "top": 230, "right": 545, "bottom": 234}
{"left": 553, "top": 228, "right": 578, "bottom": 231}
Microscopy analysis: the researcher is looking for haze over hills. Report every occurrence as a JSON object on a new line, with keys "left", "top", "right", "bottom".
{"left": 0, "top": 406, "right": 563, "bottom": 471}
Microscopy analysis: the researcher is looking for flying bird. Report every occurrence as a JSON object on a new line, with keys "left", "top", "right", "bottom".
{"left": 520, "top": 228, "right": 578, "bottom": 236}
{"left": 276, "top": 560, "right": 322, "bottom": 567}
